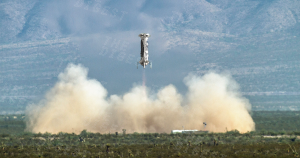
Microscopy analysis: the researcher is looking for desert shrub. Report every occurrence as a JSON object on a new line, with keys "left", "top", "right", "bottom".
{"left": 20, "top": 133, "right": 32, "bottom": 139}
{"left": 279, "top": 130, "right": 286, "bottom": 135}
{"left": 267, "top": 130, "right": 277, "bottom": 136}
{"left": 80, "top": 130, "right": 88, "bottom": 137}
{"left": 42, "top": 132, "right": 52, "bottom": 137}
{"left": 33, "top": 132, "right": 43, "bottom": 137}
{"left": 0, "top": 133, "right": 9, "bottom": 137}
{"left": 227, "top": 130, "right": 240, "bottom": 136}
{"left": 260, "top": 130, "right": 267, "bottom": 135}
{"left": 293, "top": 131, "right": 300, "bottom": 136}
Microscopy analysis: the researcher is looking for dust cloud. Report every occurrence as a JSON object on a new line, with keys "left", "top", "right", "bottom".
{"left": 25, "top": 64, "right": 255, "bottom": 134}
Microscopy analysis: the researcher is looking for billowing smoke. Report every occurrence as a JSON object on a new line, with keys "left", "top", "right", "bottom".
{"left": 25, "top": 64, "right": 255, "bottom": 134}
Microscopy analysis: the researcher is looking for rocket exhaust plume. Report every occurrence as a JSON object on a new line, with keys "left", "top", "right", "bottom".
{"left": 142, "top": 69, "right": 146, "bottom": 96}
{"left": 25, "top": 64, "right": 255, "bottom": 134}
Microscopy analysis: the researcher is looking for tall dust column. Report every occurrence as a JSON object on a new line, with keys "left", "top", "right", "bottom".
{"left": 25, "top": 64, "right": 110, "bottom": 134}
{"left": 25, "top": 64, "right": 255, "bottom": 134}
{"left": 184, "top": 73, "right": 255, "bottom": 132}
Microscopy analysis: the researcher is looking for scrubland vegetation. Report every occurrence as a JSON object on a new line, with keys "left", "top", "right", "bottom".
{"left": 1, "top": 111, "right": 300, "bottom": 157}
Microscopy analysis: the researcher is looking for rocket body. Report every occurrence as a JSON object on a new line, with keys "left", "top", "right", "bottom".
{"left": 138, "top": 33, "right": 151, "bottom": 69}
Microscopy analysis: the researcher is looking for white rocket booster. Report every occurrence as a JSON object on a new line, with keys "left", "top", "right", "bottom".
{"left": 137, "top": 33, "right": 152, "bottom": 69}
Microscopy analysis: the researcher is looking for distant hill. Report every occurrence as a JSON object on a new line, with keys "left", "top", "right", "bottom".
{"left": 0, "top": 0, "right": 299, "bottom": 112}
{"left": 161, "top": 0, "right": 300, "bottom": 110}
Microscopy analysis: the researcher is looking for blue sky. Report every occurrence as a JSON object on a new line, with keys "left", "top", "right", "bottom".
{"left": 1, "top": 0, "right": 300, "bottom": 112}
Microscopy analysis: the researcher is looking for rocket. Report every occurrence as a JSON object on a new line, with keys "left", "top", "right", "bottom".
{"left": 137, "top": 33, "right": 152, "bottom": 69}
